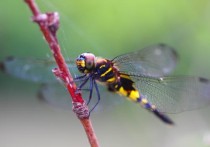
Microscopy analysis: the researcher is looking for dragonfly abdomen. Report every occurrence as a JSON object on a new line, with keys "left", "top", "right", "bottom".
{"left": 137, "top": 95, "right": 174, "bottom": 125}
{"left": 114, "top": 73, "right": 174, "bottom": 124}
{"left": 114, "top": 73, "right": 140, "bottom": 101}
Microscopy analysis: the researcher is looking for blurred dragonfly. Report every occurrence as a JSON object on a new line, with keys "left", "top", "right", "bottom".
{"left": 1, "top": 44, "right": 210, "bottom": 125}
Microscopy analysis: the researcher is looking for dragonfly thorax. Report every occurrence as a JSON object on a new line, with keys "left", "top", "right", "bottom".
{"left": 76, "top": 53, "right": 96, "bottom": 74}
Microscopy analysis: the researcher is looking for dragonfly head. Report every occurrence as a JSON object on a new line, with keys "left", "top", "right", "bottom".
{"left": 76, "top": 53, "right": 96, "bottom": 74}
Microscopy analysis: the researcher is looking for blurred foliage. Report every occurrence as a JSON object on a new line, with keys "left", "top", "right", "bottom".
{"left": 1, "top": 0, "right": 210, "bottom": 147}
{"left": 1, "top": 0, "right": 210, "bottom": 75}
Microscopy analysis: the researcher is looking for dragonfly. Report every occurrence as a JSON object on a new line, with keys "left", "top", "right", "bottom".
{"left": 1, "top": 44, "right": 210, "bottom": 125}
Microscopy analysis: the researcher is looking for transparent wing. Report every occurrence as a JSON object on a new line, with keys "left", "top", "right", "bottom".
{"left": 129, "top": 73, "right": 210, "bottom": 113}
{"left": 113, "top": 44, "right": 178, "bottom": 77}
{"left": 0, "top": 57, "right": 124, "bottom": 112}
{"left": 0, "top": 56, "right": 78, "bottom": 83}
{"left": 38, "top": 81, "right": 124, "bottom": 113}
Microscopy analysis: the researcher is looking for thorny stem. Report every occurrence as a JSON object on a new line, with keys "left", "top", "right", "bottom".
{"left": 24, "top": 0, "right": 99, "bottom": 146}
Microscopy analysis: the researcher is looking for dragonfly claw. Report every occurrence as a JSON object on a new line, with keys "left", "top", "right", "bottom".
{"left": 75, "top": 88, "right": 81, "bottom": 94}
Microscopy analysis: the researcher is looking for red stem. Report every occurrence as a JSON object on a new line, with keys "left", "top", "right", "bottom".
{"left": 24, "top": 0, "right": 99, "bottom": 146}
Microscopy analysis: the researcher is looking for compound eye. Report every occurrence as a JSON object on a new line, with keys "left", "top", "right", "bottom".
{"left": 85, "top": 53, "right": 95, "bottom": 70}
{"left": 86, "top": 60, "right": 94, "bottom": 69}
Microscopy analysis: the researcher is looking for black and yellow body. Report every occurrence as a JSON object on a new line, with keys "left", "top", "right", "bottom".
{"left": 5, "top": 44, "right": 210, "bottom": 125}
{"left": 4, "top": 44, "right": 210, "bottom": 125}
{"left": 76, "top": 53, "right": 174, "bottom": 125}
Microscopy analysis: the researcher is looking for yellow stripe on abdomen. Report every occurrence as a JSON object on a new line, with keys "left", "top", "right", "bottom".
{"left": 117, "top": 86, "right": 140, "bottom": 101}
{"left": 106, "top": 77, "right": 116, "bottom": 83}
{"left": 129, "top": 90, "right": 140, "bottom": 100}
{"left": 117, "top": 85, "right": 156, "bottom": 110}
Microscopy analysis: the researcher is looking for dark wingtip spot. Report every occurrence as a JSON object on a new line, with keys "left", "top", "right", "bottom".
{"left": 158, "top": 43, "right": 179, "bottom": 60}
{"left": 0, "top": 61, "right": 5, "bottom": 71}
{"left": 0, "top": 56, "right": 15, "bottom": 72}
{"left": 199, "top": 77, "right": 209, "bottom": 83}
{"left": 36, "top": 84, "right": 47, "bottom": 102}
{"left": 37, "top": 90, "right": 45, "bottom": 101}
{"left": 6, "top": 56, "right": 15, "bottom": 61}
{"left": 171, "top": 48, "right": 179, "bottom": 60}
{"left": 158, "top": 43, "right": 166, "bottom": 47}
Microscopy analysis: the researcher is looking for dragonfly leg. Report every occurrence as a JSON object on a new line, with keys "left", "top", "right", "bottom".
{"left": 87, "top": 77, "right": 94, "bottom": 105}
{"left": 74, "top": 74, "right": 87, "bottom": 81}
{"left": 137, "top": 95, "right": 174, "bottom": 125}
{"left": 89, "top": 79, "right": 101, "bottom": 113}
{"left": 75, "top": 75, "right": 90, "bottom": 94}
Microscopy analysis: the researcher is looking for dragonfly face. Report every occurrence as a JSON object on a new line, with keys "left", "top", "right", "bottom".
{"left": 76, "top": 53, "right": 96, "bottom": 74}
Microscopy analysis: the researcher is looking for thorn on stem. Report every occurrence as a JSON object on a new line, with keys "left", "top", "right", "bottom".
{"left": 52, "top": 67, "right": 72, "bottom": 86}
{"left": 52, "top": 67, "right": 66, "bottom": 82}
{"left": 32, "top": 12, "right": 60, "bottom": 37}
{"left": 0, "top": 56, "right": 15, "bottom": 72}
{"left": 46, "top": 12, "right": 59, "bottom": 37}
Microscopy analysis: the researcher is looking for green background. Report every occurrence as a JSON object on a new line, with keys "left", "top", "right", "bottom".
{"left": 0, "top": 0, "right": 210, "bottom": 147}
